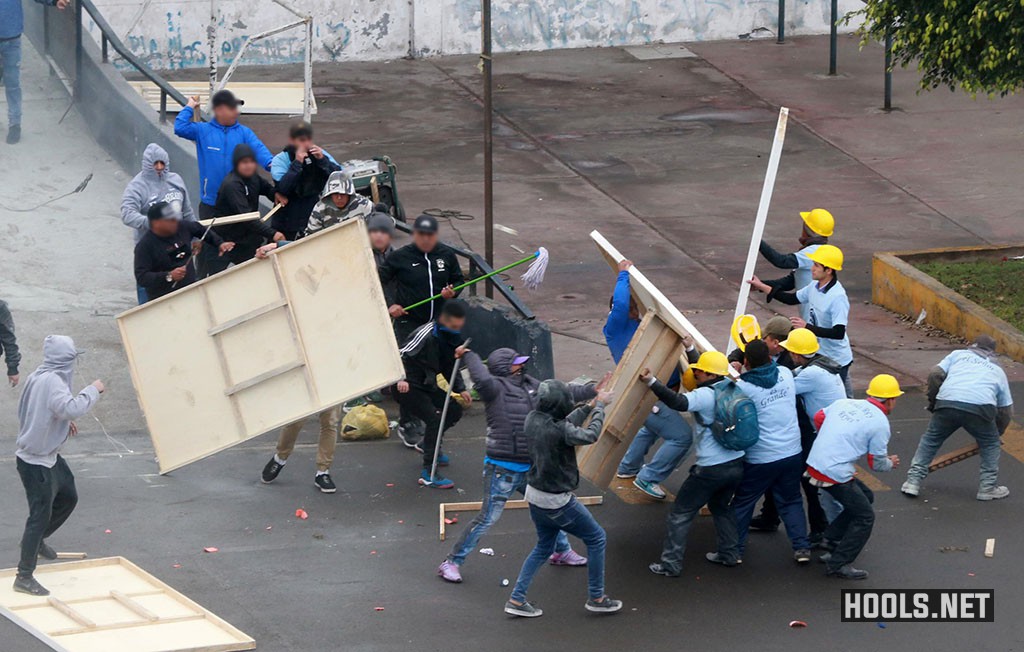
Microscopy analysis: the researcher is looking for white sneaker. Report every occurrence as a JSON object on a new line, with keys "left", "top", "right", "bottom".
{"left": 901, "top": 480, "right": 920, "bottom": 497}
{"left": 977, "top": 486, "right": 1009, "bottom": 501}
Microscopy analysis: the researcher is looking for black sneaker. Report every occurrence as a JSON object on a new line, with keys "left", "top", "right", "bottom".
{"left": 705, "top": 552, "right": 740, "bottom": 566}
{"left": 748, "top": 516, "right": 779, "bottom": 532}
{"left": 504, "top": 600, "right": 543, "bottom": 617}
{"left": 397, "top": 424, "right": 422, "bottom": 449}
{"left": 585, "top": 596, "right": 623, "bottom": 614}
{"left": 794, "top": 549, "right": 812, "bottom": 564}
{"left": 315, "top": 473, "right": 337, "bottom": 494}
{"left": 261, "top": 457, "right": 284, "bottom": 484}
{"left": 13, "top": 574, "right": 49, "bottom": 596}
{"left": 648, "top": 562, "right": 680, "bottom": 577}
{"left": 6, "top": 124, "right": 21, "bottom": 145}
{"left": 38, "top": 541, "right": 57, "bottom": 561}
{"left": 827, "top": 564, "right": 869, "bottom": 580}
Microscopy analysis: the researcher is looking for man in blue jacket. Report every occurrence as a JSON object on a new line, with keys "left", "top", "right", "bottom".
{"left": 270, "top": 120, "right": 341, "bottom": 240}
{"left": 173, "top": 90, "right": 273, "bottom": 218}
{"left": 1, "top": 0, "right": 69, "bottom": 144}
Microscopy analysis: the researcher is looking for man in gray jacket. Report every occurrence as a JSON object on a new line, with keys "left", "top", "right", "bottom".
{"left": 14, "top": 335, "right": 104, "bottom": 596}
{"left": 121, "top": 143, "right": 196, "bottom": 303}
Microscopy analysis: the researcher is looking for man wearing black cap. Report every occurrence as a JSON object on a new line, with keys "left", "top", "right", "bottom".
{"left": 270, "top": 120, "right": 342, "bottom": 240}
{"left": 174, "top": 90, "right": 273, "bottom": 219}
{"left": 379, "top": 213, "right": 465, "bottom": 447}
{"left": 134, "top": 201, "right": 233, "bottom": 301}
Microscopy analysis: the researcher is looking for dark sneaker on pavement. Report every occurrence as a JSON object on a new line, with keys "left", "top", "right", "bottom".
{"left": 818, "top": 552, "right": 832, "bottom": 564}
{"left": 261, "top": 457, "right": 284, "bottom": 484}
{"left": 794, "top": 549, "right": 812, "bottom": 564}
{"left": 648, "top": 562, "right": 680, "bottom": 577}
{"left": 315, "top": 473, "right": 337, "bottom": 493}
{"left": 419, "top": 470, "right": 455, "bottom": 489}
{"left": 827, "top": 564, "right": 869, "bottom": 580}
{"left": 505, "top": 600, "right": 543, "bottom": 617}
{"left": 585, "top": 596, "right": 623, "bottom": 614}
{"left": 38, "top": 541, "right": 57, "bottom": 561}
{"left": 705, "top": 552, "right": 740, "bottom": 566}
{"left": 615, "top": 470, "right": 637, "bottom": 479}
{"left": 438, "top": 560, "right": 463, "bottom": 583}
{"left": 13, "top": 575, "right": 48, "bottom": 596}
{"left": 748, "top": 516, "right": 779, "bottom": 532}
{"left": 398, "top": 425, "right": 422, "bottom": 449}
{"left": 6, "top": 125, "right": 21, "bottom": 145}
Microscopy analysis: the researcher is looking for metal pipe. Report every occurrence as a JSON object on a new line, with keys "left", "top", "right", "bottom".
{"left": 74, "top": 0, "right": 82, "bottom": 98}
{"left": 777, "top": 0, "right": 785, "bottom": 44}
{"left": 829, "top": 0, "right": 838, "bottom": 74}
{"left": 160, "top": 90, "right": 167, "bottom": 123}
{"left": 303, "top": 18, "right": 313, "bottom": 122}
{"left": 884, "top": 29, "right": 893, "bottom": 110}
{"left": 216, "top": 17, "right": 308, "bottom": 92}
{"left": 208, "top": 0, "right": 217, "bottom": 100}
{"left": 101, "top": 35, "right": 108, "bottom": 63}
{"left": 482, "top": 0, "right": 494, "bottom": 298}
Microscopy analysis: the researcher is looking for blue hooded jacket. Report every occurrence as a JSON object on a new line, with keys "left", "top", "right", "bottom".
{"left": 173, "top": 106, "right": 273, "bottom": 206}
{"left": 1, "top": 0, "right": 56, "bottom": 40}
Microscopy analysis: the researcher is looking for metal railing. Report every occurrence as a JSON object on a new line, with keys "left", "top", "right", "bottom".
{"left": 74, "top": 0, "right": 190, "bottom": 123}
{"left": 393, "top": 222, "right": 535, "bottom": 320}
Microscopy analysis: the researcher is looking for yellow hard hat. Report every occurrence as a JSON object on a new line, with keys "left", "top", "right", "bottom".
{"left": 866, "top": 374, "right": 904, "bottom": 399}
{"left": 691, "top": 351, "right": 730, "bottom": 377}
{"left": 780, "top": 328, "right": 819, "bottom": 356}
{"left": 730, "top": 314, "right": 761, "bottom": 352}
{"left": 681, "top": 367, "right": 698, "bottom": 392}
{"left": 807, "top": 244, "right": 844, "bottom": 271}
{"left": 800, "top": 208, "right": 835, "bottom": 237}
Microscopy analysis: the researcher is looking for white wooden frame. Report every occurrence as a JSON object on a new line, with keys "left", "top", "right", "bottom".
{"left": 117, "top": 220, "right": 404, "bottom": 474}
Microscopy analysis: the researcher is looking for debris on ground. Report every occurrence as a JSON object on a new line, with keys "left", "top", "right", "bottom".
{"left": 172, "top": 564, "right": 181, "bottom": 568}
{"left": 444, "top": 516, "right": 458, "bottom": 525}
{"left": 501, "top": 578, "right": 509, "bottom": 586}
{"left": 479, "top": 548, "right": 495, "bottom": 556}
{"left": 374, "top": 607, "right": 384, "bottom": 612}
{"left": 877, "top": 622, "right": 887, "bottom": 629}
{"left": 313, "top": 533, "right": 325, "bottom": 540}
{"left": 985, "top": 538, "right": 995, "bottom": 558}
{"left": 788, "top": 620, "right": 807, "bottom": 628}
{"left": 104, "top": 529, "right": 112, "bottom": 534}
{"left": 938, "top": 546, "right": 969, "bottom": 553}
{"left": 386, "top": 483, "right": 395, "bottom": 487}
{"left": 295, "top": 508, "right": 309, "bottom": 520}
{"left": 203, "top": 547, "right": 219, "bottom": 553}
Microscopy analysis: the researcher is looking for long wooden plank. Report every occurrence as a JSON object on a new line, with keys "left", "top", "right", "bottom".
{"left": 928, "top": 444, "right": 980, "bottom": 472}
{"left": 47, "top": 597, "right": 96, "bottom": 629}
{"left": 198, "top": 211, "right": 260, "bottom": 227}
{"left": 439, "top": 496, "right": 604, "bottom": 541}
{"left": 110, "top": 591, "right": 159, "bottom": 622}
{"left": 726, "top": 106, "right": 789, "bottom": 349}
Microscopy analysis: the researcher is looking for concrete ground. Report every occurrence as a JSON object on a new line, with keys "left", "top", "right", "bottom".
{"left": 2, "top": 33, "right": 1024, "bottom": 650}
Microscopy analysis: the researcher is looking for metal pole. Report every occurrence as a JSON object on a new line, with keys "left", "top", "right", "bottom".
{"left": 208, "top": 0, "right": 217, "bottom": 99}
{"left": 828, "top": 0, "right": 838, "bottom": 74}
{"left": 482, "top": 0, "right": 494, "bottom": 298}
{"left": 74, "top": 0, "right": 83, "bottom": 98}
{"left": 428, "top": 341, "right": 469, "bottom": 484}
{"left": 303, "top": 18, "right": 313, "bottom": 122}
{"left": 884, "top": 29, "right": 893, "bottom": 110}
{"left": 776, "top": 0, "right": 785, "bottom": 44}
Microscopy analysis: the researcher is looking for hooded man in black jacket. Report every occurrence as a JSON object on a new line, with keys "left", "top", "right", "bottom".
{"left": 395, "top": 299, "right": 472, "bottom": 489}
{"left": 201, "top": 144, "right": 284, "bottom": 277}
{"left": 270, "top": 120, "right": 342, "bottom": 240}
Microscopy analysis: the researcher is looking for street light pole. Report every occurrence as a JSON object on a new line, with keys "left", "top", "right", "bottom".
{"left": 828, "top": 0, "right": 838, "bottom": 75}
{"left": 482, "top": 0, "right": 494, "bottom": 298}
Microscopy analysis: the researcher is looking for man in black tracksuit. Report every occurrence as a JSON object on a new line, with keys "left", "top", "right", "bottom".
{"left": 270, "top": 120, "right": 342, "bottom": 240}
{"left": 380, "top": 214, "right": 465, "bottom": 446}
{"left": 201, "top": 144, "right": 283, "bottom": 276}
{"left": 395, "top": 300, "right": 471, "bottom": 489}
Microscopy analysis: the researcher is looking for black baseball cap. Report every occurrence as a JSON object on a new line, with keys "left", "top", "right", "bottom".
{"left": 211, "top": 90, "right": 244, "bottom": 108}
{"left": 289, "top": 120, "right": 313, "bottom": 139}
{"left": 147, "top": 201, "right": 179, "bottom": 221}
{"left": 413, "top": 214, "right": 438, "bottom": 234}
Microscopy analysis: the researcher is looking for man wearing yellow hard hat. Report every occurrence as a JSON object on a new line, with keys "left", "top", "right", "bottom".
{"left": 638, "top": 351, "right": 745, "bottom": 576}
{"left": 756, "top": 208, "right": 834, "bottom": 323}
{"left": 805, "top": 374, "right": 903, "bottom": 580}
{"left": 749, "top": 243, "right": 854, "bottom": 398}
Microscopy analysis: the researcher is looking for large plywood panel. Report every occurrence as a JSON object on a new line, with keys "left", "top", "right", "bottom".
{"left": 118, "top": 220, "right": 403, "bottom": 473}
{"left": 0, "top": 557, "right": 254, "bottom": 652}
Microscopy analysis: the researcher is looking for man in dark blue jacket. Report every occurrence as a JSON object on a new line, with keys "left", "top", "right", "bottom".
{"left": 270, "top": 120, "right": 341, "bottom": 240}
{"left": 173, "top": 90, "right": 273, "bottom": 218}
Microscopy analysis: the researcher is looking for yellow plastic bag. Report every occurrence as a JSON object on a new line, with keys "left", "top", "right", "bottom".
{"left": 340, "top": 405, "right": 390, "bottom": 441}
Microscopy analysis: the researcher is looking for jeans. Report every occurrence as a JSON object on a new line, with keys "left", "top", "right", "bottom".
{"left": 818, "top": 488, "right": 844, "bottom": 522}
{"left": 447, "top": 464, "right": 570, "bottom": 566}
{"left": 756, "top": 418, "right": 828, "bottom": 534}
{"left": 0, "top": 37, "right": 22, "bottom": 125}
{"left": 616, "top": 403, "right": 693, "bottom": 484}
{"left": 822, "top": 478, "right": 875, "bottom": 570}
{"left": 136, "top": 285, "right": 149, "bottom": 305}
{"left": 395, "top": 386, "right": 463, "bottom": 468}
{"left": 17, "top": 456, "right": 78, "bottom": 576}
{"left": 839, "top": 363, "right": 853, "bottom": 399}
{"left": 907, "top": 407, "right": 1001, "bottom": 489}
{"left": 732, "top": 453, "right": 810, "bottom": 554}
{"left": 511, "top": 497, "right": 606, "bottom": 601}
{"left": 276, "top": 407, "right": 341, "bottom": 472}
{"left": 660, "top": 459, "right": 744, "bottom": 574}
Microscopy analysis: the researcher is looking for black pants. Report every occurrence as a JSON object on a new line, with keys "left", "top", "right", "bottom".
{"left": 198, "top": 202, "right": 216, "bottom": 220}
{"left": 394, "top": 318, "right": 426, "bottom": 432}
{"left": 757, "top": 419, "right": 828, "bottom": 535}
{"left": 17, "top": 456, "right": 78, "bottom": 576}
{"left": 396, "top": 387, "right": 462, "bottom": 468}
{"left": 822, "top": 478, "right": 875, "bottom": 571}
{"left": 660, "top": 459, "right": 744, "bottom": 574}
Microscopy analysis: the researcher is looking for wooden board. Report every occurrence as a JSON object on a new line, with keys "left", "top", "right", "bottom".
{"left": 439, "top": 496, "right": 604, "bottom": 541}
{"left": 197, "top": 211, "right": 260, "bottom": 227}
{"left": 127, "top": 81, "right": 317, "bottom": 115}
{"left": 117, "top": 220, "right": 404, "bottom": 474}
{"left": 0, "top": 557, "right": 254, "bottom": 652}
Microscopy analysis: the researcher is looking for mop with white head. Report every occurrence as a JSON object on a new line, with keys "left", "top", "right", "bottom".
{"left": 519, "top": 247, "right": 549, "bottom": 290}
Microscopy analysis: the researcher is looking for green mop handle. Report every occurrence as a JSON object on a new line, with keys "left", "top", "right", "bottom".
{"left": 401, "top": 251, "right": 538, "bottom": 312}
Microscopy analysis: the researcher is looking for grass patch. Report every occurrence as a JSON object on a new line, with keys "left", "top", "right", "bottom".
{"left": 915, "top": 259, "right": 1024, "bottom": 331}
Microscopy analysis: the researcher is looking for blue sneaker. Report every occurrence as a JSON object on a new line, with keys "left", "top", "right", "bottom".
{"left": 436, "top": 452, "right": 450, "bottom": 467}
{"left": 419, "top": 470, "right": 455, "bottom": 489}
{"left": 633, "top": 479, "right": 667, "bottom": 499}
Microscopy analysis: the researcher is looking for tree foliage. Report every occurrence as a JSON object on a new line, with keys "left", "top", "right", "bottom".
{"left": 851, "top": 0, "right": 1024, "bottom": 96}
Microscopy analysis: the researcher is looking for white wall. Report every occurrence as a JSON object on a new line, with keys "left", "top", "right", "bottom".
{"left": 88, "top": 0, "right": 862, "bottom": 70}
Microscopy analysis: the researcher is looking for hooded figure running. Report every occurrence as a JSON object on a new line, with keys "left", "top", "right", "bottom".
{"left": 505, "top": 380, "right": 621, "bottom": 618}
{"left": 438, "top": 348, "right": 597, "bottom": 583}
{"left": 13, "top": 336, "right": 104, "bottom": 596}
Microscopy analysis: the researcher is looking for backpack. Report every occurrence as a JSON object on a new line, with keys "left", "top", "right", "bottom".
{"left": 705, "top": 380, "right": 760, "bottom": 451}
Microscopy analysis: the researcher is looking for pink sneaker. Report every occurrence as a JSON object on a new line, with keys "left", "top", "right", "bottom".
{"left": 437, "top": 560, "right": 463, "bottom": 583}
{"left": 548, "top": 550, "right": 588, "bottom": 566}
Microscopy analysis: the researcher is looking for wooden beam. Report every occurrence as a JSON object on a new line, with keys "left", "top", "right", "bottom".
{"left": 439, "top": 496, "right": 603, "bottom": 541}
{"left": 207, "top": 298, "right": 289, "bottom": 336}
{"left": 110, "top": 590, "right": 160, "bottom": 622}
{"left": 55, "top": 552, "right": 87, "bottom": 560}
{"left": 223, "top": 360, "right": 304, "bottom": 396}
{"left": 928, "top": 444, "right": 980, "bottom": 472}
{"left": 47, "top": 597, "right": 95, "bottom": 629}
{"left": 198, "top": 211, "right": 260, "bottom": 227}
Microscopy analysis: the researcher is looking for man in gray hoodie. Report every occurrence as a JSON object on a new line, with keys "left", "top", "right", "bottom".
{"left": 14, "top": 335, "right": 104, "bottom": 596}
{"left": 121, "top": 143, "right": 196, "bottom": 304}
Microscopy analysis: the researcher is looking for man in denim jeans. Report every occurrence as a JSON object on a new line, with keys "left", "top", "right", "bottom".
{"left": 505, "top": 380, "right": 621, "bottom": 617}
{"left": 902, "top": 335, "right": 1014, "bottom": 501}
{"left": 438, "top": 348, "right": 595, "bottom": 583}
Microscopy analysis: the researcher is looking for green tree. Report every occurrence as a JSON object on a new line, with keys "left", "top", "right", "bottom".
{"left": 852, "top": 0, "right": 1024, "bottom": 96}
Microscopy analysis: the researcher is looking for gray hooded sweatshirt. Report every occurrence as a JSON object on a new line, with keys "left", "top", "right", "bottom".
{"left": 120, "top": 143, "right": 196, "bottom": 242}
{"left": 15, "top": 336, "right": 101, "bottom": 468}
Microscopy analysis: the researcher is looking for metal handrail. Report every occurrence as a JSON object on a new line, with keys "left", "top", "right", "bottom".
{"left": 393, "top": 222, "right": 535, "bottom": 320}
{"left": 75, "top": 0, "right": 192, "bottom": 123}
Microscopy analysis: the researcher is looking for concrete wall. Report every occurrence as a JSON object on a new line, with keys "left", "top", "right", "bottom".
{"left": 85, "top": 0, "right": 863, "bottom": 70}
{"left": 463, "top": 297, "right": 555, "bottom": 380}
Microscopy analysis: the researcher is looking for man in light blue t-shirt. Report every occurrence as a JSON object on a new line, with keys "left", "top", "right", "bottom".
{"left": 903, "top": 335, "right": 1014, "bottom": 501}
{"left": 755, "top": 208, "right": 834, "bottom": 322}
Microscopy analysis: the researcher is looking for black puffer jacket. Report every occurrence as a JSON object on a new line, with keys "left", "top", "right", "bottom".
{"left": 525, "top": 380, "right": 606, "bottom": 495}
{"left": 465, "top": 348, "right": 596, "bottom": 465}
